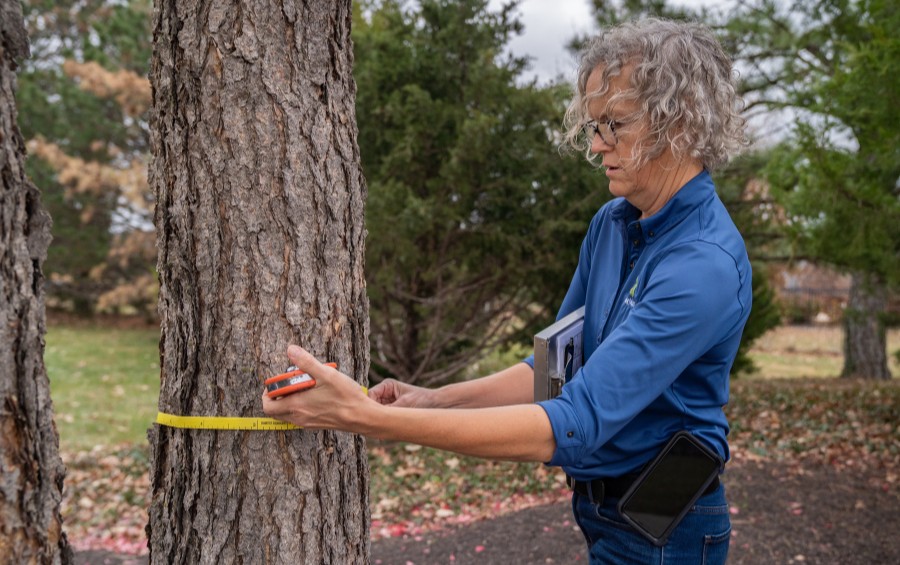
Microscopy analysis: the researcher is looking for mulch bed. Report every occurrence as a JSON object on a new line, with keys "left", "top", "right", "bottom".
{"left": 74, "top": 457, "right": 899, "bottom": 564}
{"left": 369, "top": 458, "right": 899, "bottom": 564}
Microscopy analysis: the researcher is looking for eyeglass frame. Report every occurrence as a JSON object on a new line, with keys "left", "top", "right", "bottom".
{"left": 582, "top": 119, "right": 619, "bottom": 147}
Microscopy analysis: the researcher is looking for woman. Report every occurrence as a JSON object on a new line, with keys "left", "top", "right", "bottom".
{"left": 263, "top": 18, "right": 751, "bottom": 564}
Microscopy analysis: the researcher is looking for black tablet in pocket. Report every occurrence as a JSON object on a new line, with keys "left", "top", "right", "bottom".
{"left": 617, "top": 431, "right": 723, "bottom": 546}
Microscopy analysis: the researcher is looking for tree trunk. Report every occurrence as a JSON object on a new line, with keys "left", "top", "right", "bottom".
{"left": 0, "top": 1, "right": 73, "bottom": 562}
{"left": 841, "top": 271, "right": 890, "bottom": 379}
{"left": 147, "top": 1, "right": 369, "bottom": 563}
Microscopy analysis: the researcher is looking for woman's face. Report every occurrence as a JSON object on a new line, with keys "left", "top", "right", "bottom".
{"left": 585, "top": 65, "right": 695, "bottom": 217}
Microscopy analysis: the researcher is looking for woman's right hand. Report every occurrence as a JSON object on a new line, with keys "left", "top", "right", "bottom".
{"left": 368, "top": 379, "right": 438, "bottom": 408}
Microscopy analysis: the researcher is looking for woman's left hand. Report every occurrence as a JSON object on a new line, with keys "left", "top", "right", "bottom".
{"left": 261, "top": 345, "right": 370, "bottom": 431}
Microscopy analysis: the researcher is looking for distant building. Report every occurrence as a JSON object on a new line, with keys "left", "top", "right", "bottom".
{"left": 773, "top": 261, "right": 851, "bottom": 324}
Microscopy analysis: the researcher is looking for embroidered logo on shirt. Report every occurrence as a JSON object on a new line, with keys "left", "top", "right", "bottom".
{"left": 624, "top": 276, "right": 639, "bottom": 308}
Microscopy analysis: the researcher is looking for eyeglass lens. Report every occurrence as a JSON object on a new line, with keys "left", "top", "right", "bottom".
{"left": 584, "top": 121, "right": 616, "bottom": 146}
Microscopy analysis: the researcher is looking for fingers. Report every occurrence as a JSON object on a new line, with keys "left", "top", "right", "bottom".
{"left": 368, "top": 379, "right": 403, "bottom": 405}
{"left": 261, "top": 387, "right": 290, "bottom": 417}
{"left": 367, "top": 379, "right": 433, "bottom": 408}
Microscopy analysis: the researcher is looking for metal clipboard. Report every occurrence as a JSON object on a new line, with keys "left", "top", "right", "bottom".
{"left": 533, "top": 306, "right": 585, "bottom": 402}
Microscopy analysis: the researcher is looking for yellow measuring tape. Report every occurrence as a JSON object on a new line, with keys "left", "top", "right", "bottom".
{"left": 156, "top": 412, "right": 301, "bottom": 430}
{"left": 156, "top": 386, "right": 368, "bottom": 430}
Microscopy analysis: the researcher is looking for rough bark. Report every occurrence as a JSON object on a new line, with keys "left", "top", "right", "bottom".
{"left": 147, "top": 1, "right": 369, "bottom": 563}
{"left": 841, "top": 271, "right": 890, "bottom": 380}
{"left": 0, "top": 0, "right": 73, "bottom": 562}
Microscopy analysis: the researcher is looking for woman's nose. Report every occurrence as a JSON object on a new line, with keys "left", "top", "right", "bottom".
{"left": 590, "top": 134, "right": 614, "bottom": 154}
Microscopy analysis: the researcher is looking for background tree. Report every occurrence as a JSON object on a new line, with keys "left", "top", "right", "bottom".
{"left": 356, "top": 0, "right": 609, "bottom": 387}
{"left": 147, "top": 1, "right": 369, "bottom": 562}
{"left": 18, "top": 0, "right": 155, "bottom": 317}
{"left": 0, "top": 0, "right": 72, "bottom": 560}
{"left": 724, "top": 0, "right": 900, "bottom": 379}
{"left": 581, "top": 0, "right": 701, "bottom": 27}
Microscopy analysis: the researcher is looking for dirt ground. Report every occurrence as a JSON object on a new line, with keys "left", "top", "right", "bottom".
{"left": 369, "top": 458, "right": 899, "bottom": 564}
{"left": 74, "top": 457, "right": 898, "bottom": 564}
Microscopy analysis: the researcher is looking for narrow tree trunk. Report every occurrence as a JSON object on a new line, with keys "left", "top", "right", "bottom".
{"left": 147, "top": 1, "right": 369, "bottom": 563}
{"left": 0, "top": 1, "right": 72, "bottom": 562}
{"left": 841, "top": 271, "right": 890, "bottom": 379}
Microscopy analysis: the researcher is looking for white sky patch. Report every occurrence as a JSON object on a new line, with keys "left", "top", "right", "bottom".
{"left": 489, "top": 0, "right": 736, "bottom": 85}
{"left": 489, "top": 0, "right": 593, "bottom": 85}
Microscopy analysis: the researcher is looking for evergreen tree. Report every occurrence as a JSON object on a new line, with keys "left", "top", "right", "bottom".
{"left": 355, "top": 0, "right": 609, "bottom": 386}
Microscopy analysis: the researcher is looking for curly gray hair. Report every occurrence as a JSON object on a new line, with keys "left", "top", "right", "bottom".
{"left": 563, "top": 18, "right": 747, "bottom": 171}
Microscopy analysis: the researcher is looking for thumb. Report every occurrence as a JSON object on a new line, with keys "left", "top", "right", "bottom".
{"left": 286, "top": 345, "right": 331, "bottom": 380}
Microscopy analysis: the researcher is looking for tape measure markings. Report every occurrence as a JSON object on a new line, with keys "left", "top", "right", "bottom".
{"left": 156, "top": 412, "right": 300, "bottom": 430}
{"left": 156, "top": 385, "right": 368, "bottom": 430}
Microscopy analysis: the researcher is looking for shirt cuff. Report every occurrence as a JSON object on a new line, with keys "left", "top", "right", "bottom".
{"left": 537, "top": 399, "right": 585, "bottom": 467}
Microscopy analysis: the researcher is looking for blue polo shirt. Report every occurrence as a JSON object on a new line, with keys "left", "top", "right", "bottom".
{"left": 525, "top": 170, "right": 751, "bottom": 479}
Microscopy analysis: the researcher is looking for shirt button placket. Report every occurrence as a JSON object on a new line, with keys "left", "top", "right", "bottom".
{"left": 627, "top": 224, "right": 643, "bottom": 271}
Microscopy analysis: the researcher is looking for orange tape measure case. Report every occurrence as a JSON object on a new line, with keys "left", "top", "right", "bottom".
{"left": 264, "top": 362, "right": 337, "bottom": 398}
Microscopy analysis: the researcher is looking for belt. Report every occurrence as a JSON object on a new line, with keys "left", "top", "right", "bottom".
{"left": 567, "top": 473, "right": 720, "bottom": 505}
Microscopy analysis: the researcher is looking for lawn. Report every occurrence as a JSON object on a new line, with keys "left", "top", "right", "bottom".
{"left": 46, "top": 324, "right": 161, "bottom": 452}
{"left": 748, "top": 325, "right": 900, "bottom": 379}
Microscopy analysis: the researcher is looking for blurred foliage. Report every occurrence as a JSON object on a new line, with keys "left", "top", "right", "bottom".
{"left": 27, "top": 158, "right": 114, "bottom": 314}
{"left": 19, "top": 0, "right": 154, "bottom": 316}
{"left": 724, "top": 0, "right": 900, "bottom": 286}
{"left": 585, "top": 0, "right": 703, "bottom": 26}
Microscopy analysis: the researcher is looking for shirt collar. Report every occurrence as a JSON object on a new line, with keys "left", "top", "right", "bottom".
{"left": 611, "top": 170, "right": 714, "bottom": 241}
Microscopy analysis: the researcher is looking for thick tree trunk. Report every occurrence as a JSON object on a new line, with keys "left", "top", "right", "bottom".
{"left": 0, "top": 1, "right": 73, "bottom": 562}
{"left": 147, "top": 1, "right": 369, "bottom": 563}
{"left": 841, "top": 271, "right": 890, "bottom": 380}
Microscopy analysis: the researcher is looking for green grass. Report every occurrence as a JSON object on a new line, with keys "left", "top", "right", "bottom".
{"left": 747, "top": 350, "right": 844, "bottom": 379}
{"left": 747, "top": 325, "right": 900, "bottom": 379}
{"left": 45, "top": 325, "right": 160, "bottom": 451}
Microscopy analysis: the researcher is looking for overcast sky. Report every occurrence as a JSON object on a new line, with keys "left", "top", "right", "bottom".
{"left": 488, "top": 0, "right": 732, "bottom": 84}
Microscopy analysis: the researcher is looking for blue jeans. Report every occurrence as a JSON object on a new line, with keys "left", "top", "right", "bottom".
{"left": 572, "top": 483, "right": 731, "bottom": 565}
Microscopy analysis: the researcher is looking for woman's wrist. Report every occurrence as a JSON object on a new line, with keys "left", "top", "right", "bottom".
{"left": 433, "top": 381, "right": 473, "bottom": 408}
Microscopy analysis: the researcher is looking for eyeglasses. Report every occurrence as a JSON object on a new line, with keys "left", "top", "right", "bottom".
{"left": 583, "top": 119, "right": 619, "bottom": 146}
